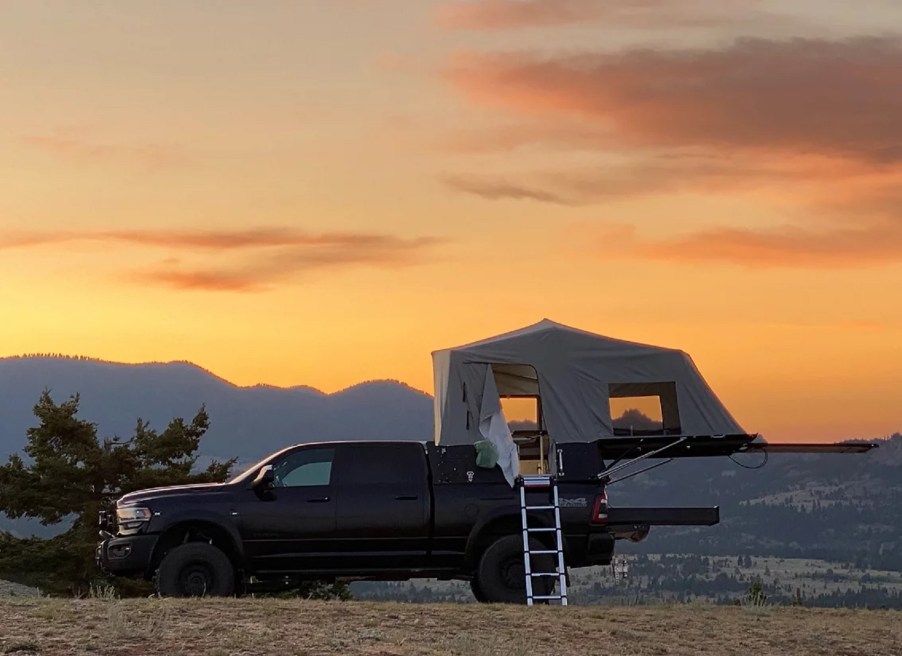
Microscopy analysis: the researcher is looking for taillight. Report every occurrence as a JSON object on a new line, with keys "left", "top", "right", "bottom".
{"left": 592, "top": 491, "right": 608, "bottom": 525}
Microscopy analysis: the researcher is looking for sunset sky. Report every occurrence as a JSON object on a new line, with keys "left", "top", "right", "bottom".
{"left": 2, "top": 1, "right": 901, "bottom": 442}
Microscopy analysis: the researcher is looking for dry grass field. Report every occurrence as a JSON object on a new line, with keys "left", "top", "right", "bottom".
{"left": 1, "top": 598, "right": 900, "bottom": 656}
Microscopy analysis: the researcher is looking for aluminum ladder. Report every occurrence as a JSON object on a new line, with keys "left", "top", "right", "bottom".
{"left": 519, "top": 475, "right": 568, "bottom": 606}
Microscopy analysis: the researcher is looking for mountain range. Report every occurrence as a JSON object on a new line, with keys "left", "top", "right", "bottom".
{"left": 0, "top": 356, "right": 433, "bottom": 465}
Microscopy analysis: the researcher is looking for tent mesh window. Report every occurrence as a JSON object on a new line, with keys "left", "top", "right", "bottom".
{"left": 609, "top": 382, "right": 681, "bottom": 436}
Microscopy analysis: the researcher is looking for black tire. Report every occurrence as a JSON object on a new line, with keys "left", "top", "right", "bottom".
{"left": 470, "top": 577, "right": 488, "bottom": 603}
{"left": 476, "top": 535, "right": 555, "bottom": 604}
{"left": 155, "top": 543, "right": 235, "bottom": 598}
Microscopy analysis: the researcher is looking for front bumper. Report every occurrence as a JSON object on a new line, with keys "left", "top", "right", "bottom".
{"left": 96, "top": 534, "right": 158, "bottom": 577}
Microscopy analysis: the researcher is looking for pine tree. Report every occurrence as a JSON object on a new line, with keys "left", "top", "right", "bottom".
{"left": 0, "top": 391, "right": 235, "bottom": 596}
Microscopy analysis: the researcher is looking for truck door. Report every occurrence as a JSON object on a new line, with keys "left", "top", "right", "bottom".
{"left": 332, "top": 442, "right": 430, "bottom": 569}
{"left": 237, "top": 446, "right": 337, "bottom": 573}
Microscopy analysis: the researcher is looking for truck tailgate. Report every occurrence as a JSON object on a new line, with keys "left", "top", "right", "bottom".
{"left": 607, "top": 507, "right": 719, "bottom": 526}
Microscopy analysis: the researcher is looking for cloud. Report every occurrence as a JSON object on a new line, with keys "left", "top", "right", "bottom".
{"left": 441, "top": 36, "right": 902, "bottom": 268}
{"left": 611, "top": 221, "right": 902, "bottom": 268}
{"left": 131, "top": 270, "right": 266, "bottom": 293}
{"left": 440, "top": 154, "right": 840, "bottom": 204}
{"left": 1, "top": 228, "right": 435, "bottom": 252}
{"left": 566, "top": 169, "right": 902, "bottom": 268}
{"left": 437, "top": 0, "right": 762, "bottom": 30}
{"left": 437, "top": 121, "right": 618, "bottom": 154}
{"left": 441, "top": 174, "right": 575, "bottom": 204}
{"left": 447, "top": 37, "right": 902, "bottom": 163}
{"left": 136, "top": 235, "right": 439, "bottom": 292}
{"left": 20, "top": 132, "right": 184, "bottom": 169}
{"left": 2, "top": 228, "right": 442, "bottom": 292}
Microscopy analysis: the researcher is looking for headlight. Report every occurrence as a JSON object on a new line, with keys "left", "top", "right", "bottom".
{"left": 117, "top": 507, "right": 152, "bottom": 521}
{"left": 116, "top": 507, "right": 153, "bottom": 534}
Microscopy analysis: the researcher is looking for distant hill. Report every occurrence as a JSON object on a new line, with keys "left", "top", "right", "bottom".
{"left": 0, "top": 356, "right": 433, "bottom": 466}
{"left": 613, "top": 433, "right": 902, "bottom": 571}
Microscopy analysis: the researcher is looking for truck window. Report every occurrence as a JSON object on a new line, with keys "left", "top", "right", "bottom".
{"left": 336, "top": 444, "right": 423, "bottom": 486}
{"left": 272, "top": 447, "right": 334, "bottom": 487}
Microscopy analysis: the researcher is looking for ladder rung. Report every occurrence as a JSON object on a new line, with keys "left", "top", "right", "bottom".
{"left": 531, "top": 595, "right": 565, "bottom": 600}
{"left": 527, "top": 549, "right": 559, "bottom": 555}
{"left": 524, "top": 505, "right": 555, "bottom": 510}
{"left": 525, "top": 527, "right": 557, "bottom": 532}
{"left": 529, "top": 573, "right": 562, "bottom": 577}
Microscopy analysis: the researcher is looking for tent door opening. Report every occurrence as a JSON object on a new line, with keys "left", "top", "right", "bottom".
{"left": 504, "top": 396, "right": 546, "bottom": 474}
{"left": 493, "top": 364, "right": 549, "bottom": 475}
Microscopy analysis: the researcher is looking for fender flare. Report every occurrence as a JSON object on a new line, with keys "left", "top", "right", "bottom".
{"left": 464, "top": 507, "right": 555, "bottom": 566}
{"left": 150, "top": 510, "right": 245, "bottom": 569}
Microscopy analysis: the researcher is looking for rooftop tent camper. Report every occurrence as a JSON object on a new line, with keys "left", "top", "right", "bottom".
{"left": 432, "top": 319, "right": 748, "bottom": 484}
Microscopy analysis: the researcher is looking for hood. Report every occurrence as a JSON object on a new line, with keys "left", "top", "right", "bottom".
{"left": 118, "top": 482, "right": 228, "bottom": 505}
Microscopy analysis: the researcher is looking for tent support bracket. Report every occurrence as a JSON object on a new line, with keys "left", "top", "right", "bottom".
{"left": 605, "top": 457, "right": 674, "bottom": 486}
{"left": 599, "top": 436, "right": 689, "bottom": 482}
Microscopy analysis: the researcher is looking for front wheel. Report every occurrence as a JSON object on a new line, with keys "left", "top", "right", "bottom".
{"left": 155, "top": 543, "right": 235, "bottom": 597}
{"left": 470, "top": 577, "right": 488, "bottom": 603}
{"left": 476, "top": 535, "right": 555, "bottom": 604}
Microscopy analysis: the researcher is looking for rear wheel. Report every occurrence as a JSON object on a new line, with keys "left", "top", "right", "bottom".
{"left": 476, "top": 535, "right": 555, "bottom": 604}
{"left": 156, "top": 543, "right": 235, "bottom": 597}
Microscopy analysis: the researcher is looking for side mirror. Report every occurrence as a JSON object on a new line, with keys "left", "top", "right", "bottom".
{"left": 253, "top": 465, "right": 275, "bottom": 490}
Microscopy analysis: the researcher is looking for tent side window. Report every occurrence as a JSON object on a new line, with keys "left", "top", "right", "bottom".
{"left": 608, "top": 382, "right": 681, "bottom": 436}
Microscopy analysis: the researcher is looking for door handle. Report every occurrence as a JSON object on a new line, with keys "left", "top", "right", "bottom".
{"left": 307, "top": 496, "right": 330, "bottom": 503}
{"left": 394, "top": 495, "right": 418, "bottom": 501}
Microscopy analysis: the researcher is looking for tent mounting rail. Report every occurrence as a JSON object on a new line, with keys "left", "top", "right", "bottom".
{"left": 743, "top": 442, "right": 878, "bottom": 454}
{"left": 594, "top": 434, "right": 878, "bottom": 463}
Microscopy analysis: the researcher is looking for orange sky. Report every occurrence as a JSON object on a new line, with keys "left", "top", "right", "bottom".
{"left": 1, "top": 1, "right": 901, "bottom": 442}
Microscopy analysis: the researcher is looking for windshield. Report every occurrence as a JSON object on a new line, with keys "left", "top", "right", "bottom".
{"left": 227, "top": 445, "right": 298, "bottom": 485}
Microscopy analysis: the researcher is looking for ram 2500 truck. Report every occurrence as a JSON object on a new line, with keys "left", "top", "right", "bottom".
{"left": 98, "top": 439, "right": 718, "bottom": 603}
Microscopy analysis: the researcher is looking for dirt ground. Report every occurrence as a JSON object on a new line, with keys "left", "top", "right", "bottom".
{"left": 0, "top": 598, "right": 900, "bottom": 656}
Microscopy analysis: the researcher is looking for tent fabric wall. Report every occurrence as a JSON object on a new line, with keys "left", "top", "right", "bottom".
{"left": 432, "top": 319, "right": 744, "bottom": 447}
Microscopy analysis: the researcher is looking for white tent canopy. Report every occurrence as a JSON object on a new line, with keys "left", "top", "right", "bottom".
{"left": 432, "top": 320, "right": 745, "bottom": 483}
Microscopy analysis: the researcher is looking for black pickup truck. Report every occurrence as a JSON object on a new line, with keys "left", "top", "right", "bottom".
{"left": 97, "top": 439, "right": 718, "bottom": 602}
